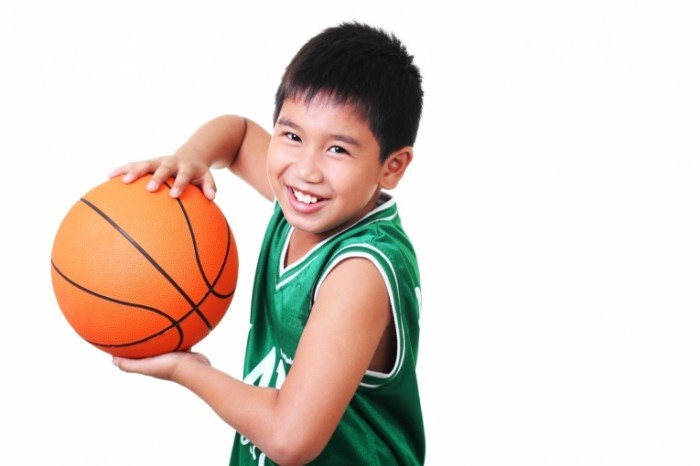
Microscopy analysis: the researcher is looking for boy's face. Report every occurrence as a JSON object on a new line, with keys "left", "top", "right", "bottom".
{"left": 267, "top": 95, "right": 386, "bottom": 241}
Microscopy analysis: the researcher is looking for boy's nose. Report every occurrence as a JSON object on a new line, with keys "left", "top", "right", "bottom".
{"left": 294, "top": 149, "right": 323, "bottom": 183}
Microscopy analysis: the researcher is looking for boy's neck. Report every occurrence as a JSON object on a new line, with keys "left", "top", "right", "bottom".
{"left": 284, "top": 191, "right": 390, "bottom": 266}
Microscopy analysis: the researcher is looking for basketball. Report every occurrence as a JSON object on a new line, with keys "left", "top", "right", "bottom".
{"left": 51, "top": 176, "right": 239, "bottom": 358}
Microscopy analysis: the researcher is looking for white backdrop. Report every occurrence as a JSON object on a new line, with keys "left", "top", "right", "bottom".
{"left": 2, "top": 1, "right": 699, "bottom": 465}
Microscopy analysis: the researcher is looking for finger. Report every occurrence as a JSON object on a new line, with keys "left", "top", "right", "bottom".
{"left": 109, "top": 162, "right": 147, "bottom": 182}
{"left": 169, "top": 170, "right": 193, "bottom": 198}
{"left": 112, "top": 355, "right": 154, "bottom": 374}
{"left": 108, "top": 164, "right": 130, "bottom": 179}
{"left": 114, "top": 159, "right": 163, "bottom": 184}
{"left": 169, "top": 161, "right": 210, "bottom": 198}
{"left": 112, "top": 356, "right": 134, "bottom": 372}
{"left": 147, "top": 160, "right": 180, "bottom": 193}
{"left": 170, "top": 171, "right": 217, "bottom": 200}
{"left": 198, "top": 171, "right": 218, "bottom": 200}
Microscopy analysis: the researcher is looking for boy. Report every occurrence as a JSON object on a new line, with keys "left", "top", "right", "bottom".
{"left": 111, "top": 21, "right": 424, "bottom": 465}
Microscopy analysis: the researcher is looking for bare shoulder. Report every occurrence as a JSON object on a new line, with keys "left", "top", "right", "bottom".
{"left": 292, "top": 256, "right": 392, "bottom": 380}
{"left": 317, "top": 257, "right": 389, "bottom": 313}
{"left": 275, "top": 257, "right": 392, "bottom": 450}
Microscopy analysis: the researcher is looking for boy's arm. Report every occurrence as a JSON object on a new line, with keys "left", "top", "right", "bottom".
{"left": 114, "top": 257, "right": 392, "bottom": 465}
{"left": 110, "top": 115, "right": 273, "bottom": 201}
{"left": 264, "top": 257, "right": 394, "bottom": 459}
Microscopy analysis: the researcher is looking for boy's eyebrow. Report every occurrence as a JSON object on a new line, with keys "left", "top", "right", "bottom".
{"left": 277, "top": 117, "right": 299, "bottom": 130}
{"left": 277, "top": 117, "right": 361, "bottom": 146}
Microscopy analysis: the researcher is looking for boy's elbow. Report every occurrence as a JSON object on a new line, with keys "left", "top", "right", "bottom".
{"left": 264, "top": 427, "right": 328, "bottom": 465}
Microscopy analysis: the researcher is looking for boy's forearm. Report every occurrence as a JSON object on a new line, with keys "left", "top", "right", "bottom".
{"left": 176, "top": 114, "right": 274, "bottom": 200}
{"left": 174, "top": 115, "right": 248, "bottom": 169}
{"left": 171, "top": 360, "right": 285, "bottom": 457}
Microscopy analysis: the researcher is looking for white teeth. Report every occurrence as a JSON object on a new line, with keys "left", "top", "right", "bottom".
{"left": 293, "top": 189, "right": 318, "bottom": 204}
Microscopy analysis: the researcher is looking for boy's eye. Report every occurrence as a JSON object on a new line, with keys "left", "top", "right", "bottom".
{"left": 329, "top": 145, "right": 348, "bottom": 155}
{"left": 285, "top": 132, "right": 301, "bottom": 142}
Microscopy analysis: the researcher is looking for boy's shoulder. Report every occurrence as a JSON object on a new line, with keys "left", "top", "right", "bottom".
{"left": 265, "top": 195, "right": 415, "bottom": 270}
{"left": 330, "top": 194, "right": 416, "bottom": 262}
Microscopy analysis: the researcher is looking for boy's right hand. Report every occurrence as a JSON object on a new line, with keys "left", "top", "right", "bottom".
{"left": 109, "top": 155, "right": 218, "bottom": 200}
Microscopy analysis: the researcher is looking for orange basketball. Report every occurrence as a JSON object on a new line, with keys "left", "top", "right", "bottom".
{"left": 51, "top": 176, "right": 238, "bottom": 358}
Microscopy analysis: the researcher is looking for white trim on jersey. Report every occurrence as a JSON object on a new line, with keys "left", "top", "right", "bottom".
{"left": 276, "top": 194, "right": 397, "bottom": 276}
{"left": 313, "top": 245, "right": 405, "bottom": 389}
{"left": 276, "top": 255, "right": 318, "bottom": 291}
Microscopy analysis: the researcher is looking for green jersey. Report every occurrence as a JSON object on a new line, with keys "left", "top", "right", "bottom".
{"left": 231, "top": 193, "right": 424, "bottom": 465}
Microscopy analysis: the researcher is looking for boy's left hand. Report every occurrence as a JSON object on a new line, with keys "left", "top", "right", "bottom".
{"left": 113, "top": 351, "right": 210, "bottom": 381}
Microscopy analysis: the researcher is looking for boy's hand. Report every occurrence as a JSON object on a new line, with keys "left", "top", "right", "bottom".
{"left": 109, "top": 155, "right": 217, "bottom": 200}
{"left": 112, "top": 351, "right": 211, "bottom": 381}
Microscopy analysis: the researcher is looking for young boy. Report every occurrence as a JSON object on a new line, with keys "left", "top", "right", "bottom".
{"left": 111, "top": 21, "right": 424, "bottom": 465}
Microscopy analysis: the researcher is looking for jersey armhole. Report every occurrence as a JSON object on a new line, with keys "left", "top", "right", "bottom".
{"left": 313, "top": 245, "right": 406, "bottom": 389}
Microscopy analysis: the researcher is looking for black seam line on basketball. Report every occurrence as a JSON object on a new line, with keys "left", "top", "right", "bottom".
{"left": 165, "top": 181, "right": 214, "bottom": 291}
{"left": 142, "top": 184, "right": 219, "bottom": 329}
{"left": 51, "top": 260, "right": 185, "bottom": 350}
{"left": 162, "top": 180, "right": 223, "bottom": 328}
{"left": 208, "top": 220, "right": 235, "bottom": 299}
{"left": 166, "top": 274, "right": 236, "bottom": 333}
{"left": 166, "top": 180, "right": 235, "bottom": 300}
{"left": 79, "top": 197, "right": 213, "bottom": 332}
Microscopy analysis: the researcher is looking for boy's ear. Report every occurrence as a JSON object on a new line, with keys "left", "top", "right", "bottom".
{"left": 379, "top": 146, "right": 413, "bottom": 189}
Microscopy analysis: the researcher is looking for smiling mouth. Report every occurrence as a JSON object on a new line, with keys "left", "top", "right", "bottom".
{"left": 292, "top": 187, "right": 323, "bottom": 204}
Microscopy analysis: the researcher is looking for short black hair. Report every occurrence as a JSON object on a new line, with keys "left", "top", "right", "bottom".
{"left": 273, "top": 22, "right": 423, "bottom": 162}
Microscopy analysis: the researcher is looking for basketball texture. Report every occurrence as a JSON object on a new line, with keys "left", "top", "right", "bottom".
{"left": 51, "top": 176, "right": 238, "bottom": 358}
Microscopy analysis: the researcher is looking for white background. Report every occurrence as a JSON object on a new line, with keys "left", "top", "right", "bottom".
{"left": 2, "top": 1, "right": 699, "bottom": 465}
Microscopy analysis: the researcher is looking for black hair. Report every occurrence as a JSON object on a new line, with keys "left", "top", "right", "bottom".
{"left": 273, "top": 21, "right": 423, "bottom": 162}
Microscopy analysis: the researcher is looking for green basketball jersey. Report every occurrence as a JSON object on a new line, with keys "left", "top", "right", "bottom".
{"left": 231, "top": 193, "right": 424, "bottom": 465}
